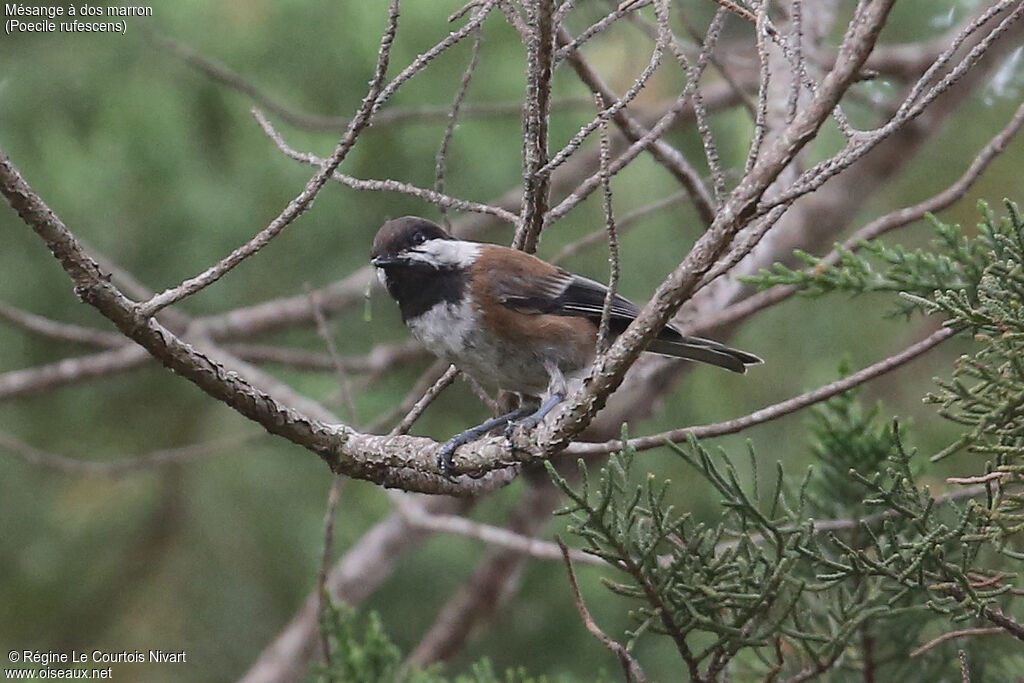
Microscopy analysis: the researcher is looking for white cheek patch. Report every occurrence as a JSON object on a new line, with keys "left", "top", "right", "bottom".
{"left": 413, "top": 239, "right": 480, "bottom": 268}
{"left": 376, "top": 267, "right": 389, "bottom": 288}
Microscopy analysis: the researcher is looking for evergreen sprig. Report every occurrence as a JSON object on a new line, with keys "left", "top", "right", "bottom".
{"left": 310, "top": 597, "right": 582, "bottom": 683}
{"left": 920, "top": 204, "right": 1024, "bottom": 475}
{"left": 550, "top": 383, "right": 1024, "bottom": 680}
{"left": 742, "top": 201, "right": 1023, "bottom": 319}
{"left": 547, "top": 432, "right": 811, "bottom": 681}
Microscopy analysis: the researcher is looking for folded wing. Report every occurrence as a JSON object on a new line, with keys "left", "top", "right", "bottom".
{"left": 494, "top": 267, "right": 761, "bottom": 374}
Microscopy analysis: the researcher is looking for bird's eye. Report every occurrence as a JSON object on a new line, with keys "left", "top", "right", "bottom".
{"left": 412, "top": 231, "right": 427, "bottom": 246}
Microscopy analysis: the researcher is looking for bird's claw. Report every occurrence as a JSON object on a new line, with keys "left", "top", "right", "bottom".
{"left": 437, "top": 438, "right": 461, "bottom": 480}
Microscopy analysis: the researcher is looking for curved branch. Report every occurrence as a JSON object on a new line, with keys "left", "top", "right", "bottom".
{"left": 564, "top": 326, "right": 954, "bottom": 456}
{"left": 0, "top": 300, "right": 124, "bottom": 347}
{"left": 0, "top": 149, "right": 512, "bottom": 496}
{"left": 0, "top": 345, "right": 149, "bottom": 401}
{"left": 0, "top": 429, "right": 259, "bottom": 476}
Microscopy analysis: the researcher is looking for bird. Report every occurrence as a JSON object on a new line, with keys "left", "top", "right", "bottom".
{"left": 370, "top": 216, "right": 761, "bottom": 477}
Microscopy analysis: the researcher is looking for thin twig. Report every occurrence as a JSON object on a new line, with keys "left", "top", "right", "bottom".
{"left": 947, "top": 471, "right": 1009, "bottom": 485}
{"left": 708, "top": 0, "right": 757, "bottom": 25}
{"left": 373, "top": 1, "right": 498, "bottom": 115}
{"left": 224, "top": 340, "right": 424, "bottom": 375}
{"left": 787, "top": 0, "right": 804, "bottom": 126}
{"left": 547, "top": 84, "right": 710, "bottom": 227}
{"left": 0, "top": 300, "right": 124, "bottom": 348}
{"left": 458, "top": 372, "right": 501, "bottom": 415}
{"left": 316, "top": 476, "right": 345, "bottom": 665}
{"left": 745, "top": 2, "right": 772, "bottom": 175}
{"left": 551, "top": 191, "right": 688, "bottom": 266}
{"left": 393, "top": 498, "right": 603, "bottom": 566}
{"left": 559, "top": 21, "right": 716, "bottom": 227}
{"left": 361, "top": 359, "right": 448, "bottom": 434}
{"left": 764, "top": 1, "right": 1024, "bottom": 213}
{"left": 554, "top": 0, "right": 649, "bottom": 64}
{"left": 0, "top": 429, "right": 260, "bottom": 476}
{"left": 436, "top": 29, "right": 484, "bottom": 230}
{"left": 595, "top": 94, "right": 620, "bottom": 355}
{"left": 687, "top": 7, "right": 730, "bottom": 204}
{"left": 909, "top": 627, "right": 1006, "bottom": 658}
{"left": 557, "top": 537, "right": 648, "bottom": 682}
{"left": 0, "top": 345, "right": 150, "bottom": 401}
{"left": 541, "top": 0, "right": 670, "bottom": 179}
{"left": 144, "top": 24, "right": 354, "bottom": 132}
{"left": 390, "top": 365, "right": 461, "bottom": 436}
{"left": 254, "top": 110, "right": 519, "bottom": 224}
{"left": 694, "top": 202, "right": 791, "bottom": 293}
{"left": 622, "top": 2, "right": 755, "bottom": 119}
{"left": 553, "top": 0, "right": 577, "bottom": 28}
{"left": 959, "top": 649, "right": 971, "bottom": 683}
{"left": 306, "top": 286, "right": 359, "bottom": 424}
{"left": 148, "top": 22, "right": 589, "bottom": 131}
{"left": 896, "top": 2, "right": 1016, "bottom": 122}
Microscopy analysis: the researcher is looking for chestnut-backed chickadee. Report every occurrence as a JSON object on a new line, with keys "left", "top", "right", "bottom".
{"left": 371, "top": 216, "right": 761, "bottom": 476}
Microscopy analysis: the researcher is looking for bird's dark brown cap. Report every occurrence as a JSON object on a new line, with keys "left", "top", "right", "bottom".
{"left": 371, "top": 216, "right": 452, "bottom": 261}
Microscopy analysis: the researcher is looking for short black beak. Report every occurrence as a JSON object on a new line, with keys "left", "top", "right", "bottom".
{"left": 372, "top": 255, "right": 404, "bottom": 267}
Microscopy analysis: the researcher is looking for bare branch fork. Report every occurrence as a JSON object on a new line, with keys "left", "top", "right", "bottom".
{"left": 701, "top": 96, "right": 1024, "bottom": 332}
{"left": 136, "top": 1, "right": 402, "bottom": 318}
{"left": 538, "top": 0, "right": 900, "bottom": 454}
{"left": 756, "top": 0, "right": 1024, "bottom": 216}
{"left": 556, "top": 4, "right": 717, "bottom": 228}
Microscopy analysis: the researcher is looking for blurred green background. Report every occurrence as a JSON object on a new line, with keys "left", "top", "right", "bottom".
{"left": 1, "top": 1, "right": 1022, "bottom": 680}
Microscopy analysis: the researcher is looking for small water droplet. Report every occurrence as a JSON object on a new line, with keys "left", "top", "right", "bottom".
{"left": 930, "top": 6, "right": 956, "bottom": 29}
{"left": 860, "top": 78, "right": 896, "bottom": 106}
{"left": 986, "top": 45, "right": 1024, "bottom": 106}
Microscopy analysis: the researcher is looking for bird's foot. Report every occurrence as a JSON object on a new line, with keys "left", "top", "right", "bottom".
{"left": 437, "top": 436, "right": 465, "bottom": 480}
{"left": 437, "top": 407, "right": 533, "bottom": 480}
{"left": 503, "top": 393, "right": 565, "bottom": 445}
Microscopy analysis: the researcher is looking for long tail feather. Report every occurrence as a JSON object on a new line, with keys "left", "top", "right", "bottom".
{"left": 647, "top": 337, "right": 763, "bottom": 374}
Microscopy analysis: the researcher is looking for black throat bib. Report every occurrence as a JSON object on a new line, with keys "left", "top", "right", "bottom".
{"left": 382, "top": 263, "right": 467, "bottom": 321}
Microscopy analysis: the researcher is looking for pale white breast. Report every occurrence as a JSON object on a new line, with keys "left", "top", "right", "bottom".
{"left": 408, "top": 298, "right": 478, "bottom": 362}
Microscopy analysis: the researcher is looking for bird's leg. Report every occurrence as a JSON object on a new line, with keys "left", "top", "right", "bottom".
{"left": 438, "top": 406, "right": 533, "bottom": 478}
{"left": 504, "top": 393, "right": 564, "bottom": 437}
{"left": 504, "top": 361, "right": 567, "bottom": 439}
